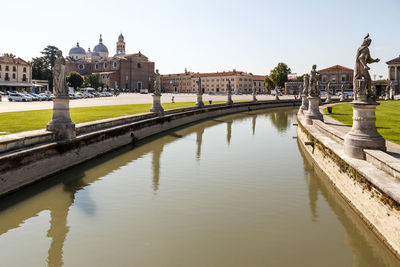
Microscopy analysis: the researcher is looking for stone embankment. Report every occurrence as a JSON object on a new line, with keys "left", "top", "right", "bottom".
{"left": 0, "top": 100, "right": 299, "bottom": 198}
{"left": 297, "top": 111, "right": 400, "bottom": 258}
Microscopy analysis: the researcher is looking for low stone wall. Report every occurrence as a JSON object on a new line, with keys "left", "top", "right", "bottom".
{"left": 297, "top": 115, "right": 400, "bottom": 258}
{"left": 0, "top": 100, "right": 299, "bottom": 198}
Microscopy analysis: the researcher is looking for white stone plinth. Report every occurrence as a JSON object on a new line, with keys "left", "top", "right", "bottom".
{"left": 298, "top": 94, "right": 309, "bottom": 115}
{"left": 196, "top": 94, "right": 204, "bottom": 108}
{"left": 226, "top": 94, "right": 233, "bottom": 105}
{"left": 340, "top": 94, "right": 345, "bottom": 102}
{"left": 344, "top": 102, "right": 386, "bottom": 159}
{"left": 304, "top": 96, "right": 323, "bottom": 125}
{"left": 325, "top": 94, "right": 332, "bottom": 103}
{"left": 47, "top": 96, "right": 76, "bottom": 140}
{"left": 252, "top": 93, "right": 257, "bottom": 102}
{"left": 150, "top": 94, "right": 164, "bottom": 115}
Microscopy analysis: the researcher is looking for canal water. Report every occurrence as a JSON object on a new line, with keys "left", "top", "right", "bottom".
{"left": 0, "top": 107, "right": 399, "bottom": 267}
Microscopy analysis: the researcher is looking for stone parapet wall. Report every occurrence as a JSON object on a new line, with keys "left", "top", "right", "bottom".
{"left": 297, "top": 115, "right": 400, "bottom": 258}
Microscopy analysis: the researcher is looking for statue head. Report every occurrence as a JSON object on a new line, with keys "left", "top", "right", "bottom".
{"left": 312, "top": 64, "right": 317, "bottom": 70}
{"left": 155, "top": 69, "right": 159, "bottom": 74}
{"left": 56, "top": 50, "right": 63, "bottom": 57}
{"left": 362, "top": 33, "right": 371, "bottom": 47}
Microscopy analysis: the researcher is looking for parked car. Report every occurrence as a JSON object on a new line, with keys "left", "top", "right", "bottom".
{"left": 8, "top": 93, "right": 30, "bottom": 102}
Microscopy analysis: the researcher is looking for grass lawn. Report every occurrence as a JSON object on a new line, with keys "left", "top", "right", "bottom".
{"left": 0, "top": 101, "right": 227, "bottom": 134}
{"left": 324, "top": 101, "right": 400, "bottom": 144}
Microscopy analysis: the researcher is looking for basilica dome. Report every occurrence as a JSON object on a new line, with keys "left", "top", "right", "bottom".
{"left": 69, "top": 42, "right": 86, "bottom": 60}
{"left": 93, "top": 34, "right": 109, "bottom": 58}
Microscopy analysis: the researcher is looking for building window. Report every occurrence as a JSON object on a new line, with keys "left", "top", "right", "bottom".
{"left": 137, "top": 63, "right": 141, "bottom": 68}
{"left": 79, "top": 64, "right": 84, "bottom": 70}
{"left": 104, "top": 63, "right": 107, "bottom": 69}
{"left": 12, "top": 66, "right": 16, "bottom": 72}
{"left": 23, "top": 67, "right": 26, "bottom": 72}
{"left": 341, "top": 75, "right": 346, "bottom": 82}
{"left": 12, "top": 73, "right": 16, "bottom": 79}
{"left": 5, "top": 66, "right": 9, "bottom": 71}
{"left": 0, "top": 65, "right": 2, "bottom": 70}
{"left": 5, "top": 73, "right": 9, "bottom": 80}
{"left": 322, "top": 75, "right": 327, "bottom": 82}
{"left": 22, "top": 74, "right": 26, "bottom": 81}
{"left": 95, "top": 64, "right": 98, "bottom": 70}
{"left": 331, "top": 76, "right": 336, "bottom": 82}
{"left": 113, "top": 62, "right": 117, "bottom": 68}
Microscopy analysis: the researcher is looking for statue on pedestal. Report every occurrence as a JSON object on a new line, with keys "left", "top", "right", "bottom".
{"left": 197, "top": 77, "right": 203, "bottom": 95}
{"left": 53, "top": 50, "right": 68, "bottom": 97}
{"left": 308, "top": 65, "right": 320, "bottom": 97}
{"left": 340, "top": 84, "right": 345, "bottom": 101}
{"left": 196, "top": 77, "right": 204, "bottom": 107}
{"left": 302, "top": 74, "right": 309, "bottom": 95}
{"left": 153, "top": 69, "right": 161, "bottom": 96}
{"left": 226, "top": 79, "right": 233, "bottom": 105}
{"left": 354, "top": 34, "right": 380, "bottom": 102}
{"left": 325, "top": 82, "right": 332, "bottom": 103}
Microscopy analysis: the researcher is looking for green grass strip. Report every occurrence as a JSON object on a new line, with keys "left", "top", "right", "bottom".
{"left": 324, "top": 101, "right": 400, "bottom": 144}
{"left": 0, "top": 101, "right": 227, "bottom": 134}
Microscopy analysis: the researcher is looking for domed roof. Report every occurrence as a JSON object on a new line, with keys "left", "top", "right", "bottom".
{"left": 93, "top": 34, "right": 108, "bottom": 53}
{"left": 69, "top": 42, "right": 86, "bottom": 55}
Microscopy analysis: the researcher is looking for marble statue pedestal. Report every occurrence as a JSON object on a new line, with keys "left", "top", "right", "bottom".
{"left": 325, "top": 94, "right": 332, "bottom": 103}
{"left": 304, "top": 96, "right": 323, "bottom": 125}
{"left": 275, "top": 94, "right": 280, "bottom": 101}
{"left": 344, "top": 101, "right": 386, "bottom": 159}
{"left": 252, "top": 93, "right": 257, "bottom": 102}
{"left": 196, "top": 94, "right": 204, "bottom": 108}
{"left": 298, "top": 94, "right": 309, "bottom": 115}
{"left": 46, "top": 96, "right": 76, "bottom": 140}
{"left": 226, "top": 94, "right": 233, "bottom": 105}
{"left": 150, "top": 94, "right": 164, "bottom": 115}
{"left": 340, "top": 94, "right": 345, "bottom": 102}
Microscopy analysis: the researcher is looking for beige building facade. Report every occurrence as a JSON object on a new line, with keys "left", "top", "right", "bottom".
{"left": 0, "top": 56, "right": 32, "bottom": 91}
{"left": 387, "top": 55, "right": 400, "bottom": 95}
{"left": 252, "top": 75, "right": 266, "bottom": 94}
{"left": 161, "top": 71, "right": 261, "bottom": 94}
{"left": 319, "top": 65, "right": 353, "bottom": 93}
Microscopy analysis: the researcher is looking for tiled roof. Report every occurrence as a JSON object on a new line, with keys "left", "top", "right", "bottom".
{"left": 319, "top": 65, "right": 353, "bottom": 72}
{"left": 252, "top": 75, "right": 265, "bottom": 81}
{"left": 386, "top": 56, "right": 400, "bottom": 65}
{"left": 0, "top": 56, "right": 29, "bottom": 65}
{"left": 161, "top": 71, "right": 252, "bottom": 78}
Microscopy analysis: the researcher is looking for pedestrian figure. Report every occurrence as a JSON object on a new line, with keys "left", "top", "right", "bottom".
{"left": 172, "top": 96, "right": 175, "bottom": 103}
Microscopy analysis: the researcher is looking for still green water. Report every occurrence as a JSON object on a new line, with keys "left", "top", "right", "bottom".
{"left": 0, "top": 107, "right": 399, "bottom": 267}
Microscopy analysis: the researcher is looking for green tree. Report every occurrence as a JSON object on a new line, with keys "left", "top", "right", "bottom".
{"left": 264, "top": 75, "right": 275, "bottom": 93}
{"left": 269, "top": 63, "right": 291, "bottom": 89}
{"left": 67, "top": 72, "right": 84, "bottom": 90}
{"left": 2, "top": 53, "right": 16, "bottom": 58}
{"left": 31, "top": 57, "right": 51, "bottom": 80}
{"left": 41, "top": 45, "right": 59, "bottom": 68}
{"left": 83, "top": 74, "right": 103, "bottom": 89}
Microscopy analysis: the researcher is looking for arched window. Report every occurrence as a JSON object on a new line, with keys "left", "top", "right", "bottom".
{"left": 95, "top": 64, "right": 98, "bottom": 70}
{"left": 23, "top": 67, "right": 26, "bottom": 72}
{"left": 104, "top": 63, "right": 108, "bottom": 69}
{"left": 79, "top": 64, "right": 84, "bottom": 70}
{"left": 22, "top": 74, "right": 27, "bottom": 81}
{"left": 113, "top": 62, "right": 117, "bottom": 68}
{"left": 137, "top": 63, "right": 141, "bottom": 68}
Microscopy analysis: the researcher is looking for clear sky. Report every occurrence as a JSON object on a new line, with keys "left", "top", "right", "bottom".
{"left": 1, "top": 0, "right": 399, "bottom": 78}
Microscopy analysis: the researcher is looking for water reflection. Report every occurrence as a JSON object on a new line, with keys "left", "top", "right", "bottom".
{"left": 298, "top": 140, "right": 400, "bottom": 267}
{"left": 0, "top": 107, "right": 399, "bottom": 267}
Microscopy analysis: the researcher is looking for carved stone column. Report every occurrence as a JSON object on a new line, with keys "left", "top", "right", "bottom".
{"left": 196, "top": 93, "right": 204, "bottom": 108}
{"left": 150, "top": 93, "right": 164, "bottom": 115}
{"left": 304, "top": 96, "right": 323, "bottom": 125}
{"left": 297, "top": 94, "right": 309, "bottom": 115}
{"left": 344, "top": 79, "right": 386, "bottom": 159}
{"left": 47, "top": 96, "right": 76, "bottom": 140}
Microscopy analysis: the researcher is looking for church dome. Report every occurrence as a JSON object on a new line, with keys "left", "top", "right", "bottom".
{"left": 94, "top": 34, "right": 109, "bottom": 53}
{"left": 69, "top": 42, "right": 86, "bottom": 55}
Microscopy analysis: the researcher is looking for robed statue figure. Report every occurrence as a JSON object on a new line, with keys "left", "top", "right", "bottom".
{"left": 153, "top": 69, "right": 161, "bottom": 95}
{"left": 53, "top": 50, "right": 68, "bottom": 96}
{"left": 354, "top": 34, "right": 380, "bottom": 99}
{"left": 308, "top": 65, "right": 320, "bottom": 97}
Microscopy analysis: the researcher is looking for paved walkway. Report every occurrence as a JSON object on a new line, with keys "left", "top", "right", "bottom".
{"left": 320, "top": 104, "right": 400, "bottom": 158}
{"left": 0, "top": 93, "right": 297, "bottom": 113}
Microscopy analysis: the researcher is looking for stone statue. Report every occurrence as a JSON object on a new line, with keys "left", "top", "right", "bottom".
{"left": 153, "top": 69, "right": 161, "bottom": 95}
{"left": 354, "top": 34, "right": 380, "bottom": 101}
{"left": 196, "top": 77, "right": 202, "bottom": 95}
{"left": 340, "top": 84, "right": 345, "bottom": 101}
{"left": 302, "top": 74, "right": 309, "bottom": 95}
{"left": 227, "top": 79, "right": 232, "bottom": 94}
{"left": 308, "top": 65, "right": 320, "bottom": 97}
{"left": 389, "top": 81, "right": 394, "bottom": 100}
{"left": 326, "top": 82, "right": 331, "bottom": 96}
{"left": 53, "top": 50, "right": 68, "bottom": 96}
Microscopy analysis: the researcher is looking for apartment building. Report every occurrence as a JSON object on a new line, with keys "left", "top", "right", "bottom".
{"left": 0, "top": 56, "right": 32, "bottom": 91}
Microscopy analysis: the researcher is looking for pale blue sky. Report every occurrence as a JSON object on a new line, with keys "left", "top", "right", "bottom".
{"left": 2, "top": 0, "right": 399, "bottom": 78}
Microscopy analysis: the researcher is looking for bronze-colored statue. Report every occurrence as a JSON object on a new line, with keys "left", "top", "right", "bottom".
{"left": 53, "top": 50, "right": 68, "bottom": 96}
{"left": 308, "top": 65, "right": 320, "bottom": 97}
{"left": 354, "top": 34, "right": 380, "bottom": 100}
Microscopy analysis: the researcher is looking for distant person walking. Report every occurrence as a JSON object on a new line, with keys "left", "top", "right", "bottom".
{"left": 171, "top": 96, "right": 175, "bottom": 103}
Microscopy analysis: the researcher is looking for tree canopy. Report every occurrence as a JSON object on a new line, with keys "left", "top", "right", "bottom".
{"left": 269, "top": 63, "right": 291, "bottom": 89}
{"left": 264, "top": 75, "right": 275, "bottom": 93}
{"left": 83, "top": 74, "right": 105, "bottom": 89}
{"left": 41, "top": 45, "right": 59, "bottom": 68}
{"left": 31, "top": 45, "right": 59, "bottom": 90}
{"left": 67, "top": 72, "right": 84, "bottom": 89}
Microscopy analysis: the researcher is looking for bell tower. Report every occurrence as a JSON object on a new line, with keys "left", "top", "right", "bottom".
{"left": 116, "top": 33, "right": 126, "bottom": 54}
